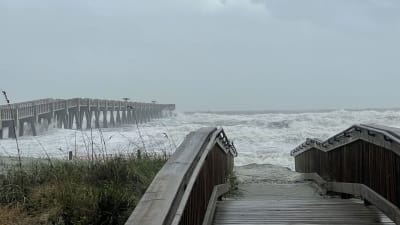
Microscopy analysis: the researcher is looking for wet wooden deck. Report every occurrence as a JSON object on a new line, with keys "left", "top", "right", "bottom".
{"left": 213, "top": 183, "right": 394, "bottom": 225}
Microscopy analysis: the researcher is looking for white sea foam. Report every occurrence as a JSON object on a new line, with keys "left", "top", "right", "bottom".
{"left": 1, "top": 109, "right": 400, "bottom": 169}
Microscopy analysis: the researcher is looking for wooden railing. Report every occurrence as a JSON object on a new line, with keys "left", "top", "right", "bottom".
{"left": 126, "top": 127, "right": 237, "bottom": 225}
{"left": 292, "top": 124, "right": 400, "bottom": 224}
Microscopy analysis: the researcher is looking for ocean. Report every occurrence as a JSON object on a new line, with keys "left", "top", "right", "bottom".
{"left": 1, "top": 109, "right": 400, "bottom": 169}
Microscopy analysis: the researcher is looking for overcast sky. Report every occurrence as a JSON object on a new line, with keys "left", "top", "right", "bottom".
{"left": 1, "top": 0, "right": 399, "bottom": 111}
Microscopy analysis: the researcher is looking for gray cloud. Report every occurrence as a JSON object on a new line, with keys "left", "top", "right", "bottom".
{"left": 0, "top": 0, "right": 399, "bottom": 111}
{"left": 247, "top": 0, "right": 400, "bottom": 31}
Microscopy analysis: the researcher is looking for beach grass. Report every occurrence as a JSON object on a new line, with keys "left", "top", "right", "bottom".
{"left": 0, "top": 152, "right": 167, "bottom": 225}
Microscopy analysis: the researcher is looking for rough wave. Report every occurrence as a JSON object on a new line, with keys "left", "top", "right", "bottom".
{"left": 1, "top": 109, "right": 400, "bottom": 169}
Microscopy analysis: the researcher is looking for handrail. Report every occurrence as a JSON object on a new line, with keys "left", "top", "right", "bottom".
{"left": 125, "top": 127, "right": 237, "bottom": 225}
{"left": 292, "top": 124, "right": 400, "bottom": 224}
{"left": 291, "top": 124, "right": 400, "bottom": 156}
{"left": 201, "top": 184, "right": 231, "bottom": 225}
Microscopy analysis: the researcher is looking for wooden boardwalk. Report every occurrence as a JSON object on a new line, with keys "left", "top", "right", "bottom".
{"left": 127, "top": 126, "right": 400, "bottom": 225}
{"left": 213, "top": 183, "right": 394, "bottom": 225}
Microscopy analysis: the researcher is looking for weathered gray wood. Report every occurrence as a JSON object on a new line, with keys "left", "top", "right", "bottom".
{"left": 303, "top": 173, "right": 400, "bottom": 225}
{"left": 126, "top": 127, "right": 236, "bottom": 225}
{"left": 291, "top": 124, "right": 400, "bottom": 157}
{"left": 171, "top": 129, "right": 224, "bottom": 225}
{"left": 202, "top": 184, "right": 230, "bottom": 225}
{"left": 125, "top": 127, "right": 216, "bottom": 225}
{"left": 293, "top": 124, "right": 400, "bottom": 224}
{"left": 213, "top": 182, "right": 395, "bottom": 225}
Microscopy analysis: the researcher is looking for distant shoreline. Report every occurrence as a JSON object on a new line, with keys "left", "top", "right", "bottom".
{"left": 185, "top": 108, "right": 400, "bottom": 115}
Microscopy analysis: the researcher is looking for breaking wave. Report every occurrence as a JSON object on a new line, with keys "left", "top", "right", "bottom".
{"left": 2, "top": 109, "right": 400, "bottom": 169}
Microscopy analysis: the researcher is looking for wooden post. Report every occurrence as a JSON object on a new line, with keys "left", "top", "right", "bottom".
{"left": 86, "top": 99, "right": 92, "bottom": 129}
{"left": 103, "top": 101, "right": 108, "bottom": 128}
{"left": 9, "top": 106, "right": 20, "bottom": 138}
{"left": 50, "top": 101, "right": 55, "bottom": 127}
{"left": 95, "top": 111, "right": 100, "bottom": 128}
{"left": 15, "top": 106, "right": 19, "bottom": 138}
{"left": 145, "top": 104, "right": 150, "bottom": 123}
{"left": 86, "top": 110, "right": 92, "bottom": 129}
{"left": 127, "top": 107, "right": 132, "bottom": 123}
{"left": 68, "top": 151, "right": 73, "bottom": 160}
{"left": 135, "top": 104, "right": 140, "bottom": 124}
{"left": 110, "top": 103, "right": 115, "bottom": 127}
{"left": 0, "top": 109, "right": 3, "bottom": 139}
{"left": 140, "top": 103, "right": 143, "bottom": 123}
{"left": 116, "top": 109, "right": 121, "bottom": 125}
{"left": 55, "top": 112, "right": 61, "bottom": 128}
{"left": 18, "top": 120, "right": 24, "bottom": 137}
{"left": 63, "top": 100, "right": 68, "bottom": 129}
{"left": 122, "top": 103, "right": 127, "bottom": 124}
{"left": 95, "top": 100, "right": 100, "bottom": 128}
{"left": 77, "top": 99, "right": 82, "bottom": 130}
{"left": 68, "top": 111, "right": 74, "bottom": 129}
{"left": 31, "top": 103, "right": 38, "bottom": 136}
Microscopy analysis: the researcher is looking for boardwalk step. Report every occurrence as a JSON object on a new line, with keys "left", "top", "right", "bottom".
{"left": 213, "top": 183, "right": 394, "bottom": 225}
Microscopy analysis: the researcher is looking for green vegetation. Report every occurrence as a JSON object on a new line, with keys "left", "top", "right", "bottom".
{"left": 0, "top": 152, "right": 167, "bottom": 225}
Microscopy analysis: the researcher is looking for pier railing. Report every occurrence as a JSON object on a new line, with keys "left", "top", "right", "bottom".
{"left": 292, "top": 124, "right": 400, "bottom": 224}
{"left": 0, "top": 98, "right": 175, "bottom": 138}
{"left": 125, "top": 127, "right": 237, "bottom": 225}
{"left": 0, "top": 98, "right": 175, "bottom": 121}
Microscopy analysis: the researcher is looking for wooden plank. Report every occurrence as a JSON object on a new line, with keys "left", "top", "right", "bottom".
{"left": 302, "top": 173, "right": 400, "bottom": 224}
{"left": 213, "top": 183, "right": 395, "bottom": 225}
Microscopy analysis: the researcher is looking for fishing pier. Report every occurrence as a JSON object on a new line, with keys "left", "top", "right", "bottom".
{"left": 0, "top": 98, "right": 175, "bottom": 139}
